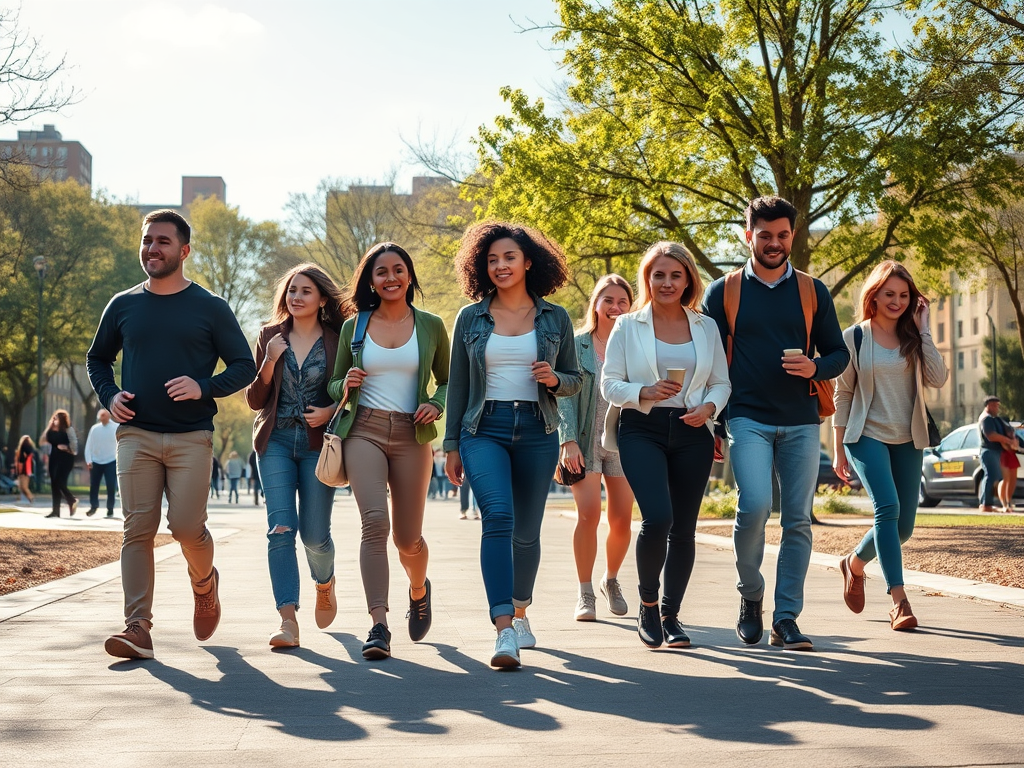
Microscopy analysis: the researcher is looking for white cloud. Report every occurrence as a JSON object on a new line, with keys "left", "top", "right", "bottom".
{"left": 119, "top": 3, "right": 265, "bottom": 49}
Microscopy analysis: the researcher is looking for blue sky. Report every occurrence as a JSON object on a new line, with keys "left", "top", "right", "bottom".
{"left": 12, "top": 1, "right": 565, "bottom": 222}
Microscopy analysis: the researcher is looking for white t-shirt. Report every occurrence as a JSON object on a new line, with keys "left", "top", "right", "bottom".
{"left": 654, "top": 339, "right": 696, "bottom": 409}
{"left": 359, "top": 327, "right": 420, "bottom": 414}
{"left": 484, "top": 331, "right": 539, "bottom": 402}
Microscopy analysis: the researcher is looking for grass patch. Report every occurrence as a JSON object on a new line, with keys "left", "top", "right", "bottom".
{"left": 916, "top": 514, "right": 1024, "bottom": 527}
{"left": 700, "top": 490, "right": 738, "bottom": 519}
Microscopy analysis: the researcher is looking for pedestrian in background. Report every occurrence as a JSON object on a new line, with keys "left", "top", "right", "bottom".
{"left": 328, "top": 242, "right": 450, "bottom": 660}
{"left": 557, "top": 274, "right": 636, "bottom": 622}
{"left": 225, "top": 450, "right": 244, "bottom": 503}
{"left": 976, "top": 397, "right": 1010, "bottom": 513}
{"left": 603, "top": 245, "right": 731, "bottom": 648}
{"left": 84, "top": 409, "right": 118, "bottom": 517}
{"left": 42, "top": 409, "right": 78, "bottom": 519}
{"left": 246, "top": 263, "right": 350, "bottom": 649}
{"left": 210, "top": 455, "right": 223, "bottom": 498}
{"left": 444, "top": 221, "right": 581, "bottom": 669}
{"left": 15, "top": 435, "right": 36, "bottom": 504}
{"left": 248, "top": 449, "right": 262, "bottom": 506}
{"left": 833, "top": 261, "right": 948, "bottom": 631}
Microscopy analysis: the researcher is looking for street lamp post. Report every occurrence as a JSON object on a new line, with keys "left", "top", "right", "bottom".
{"left": 33, "top": 256, "right": 46, "bottom": 435}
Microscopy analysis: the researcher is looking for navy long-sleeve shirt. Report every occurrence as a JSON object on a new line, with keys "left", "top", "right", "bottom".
{"left": 701, "top": 268, "right": 849, "bottom": 426}
{"left": 87, "top": 281, "right": 257, "bottom": 433}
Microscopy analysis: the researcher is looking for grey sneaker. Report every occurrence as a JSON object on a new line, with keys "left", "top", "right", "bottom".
{"left": 512, "top": 616, "right": 536, "bottom": 648}
{"left": 601, "top": 577, "right": 629, "bottom": 616}
{"left": 574, "top": 590, "right": 597, "bottom": 621}
{"left": 491, "top": 627, "right": 521, "bottom": 668}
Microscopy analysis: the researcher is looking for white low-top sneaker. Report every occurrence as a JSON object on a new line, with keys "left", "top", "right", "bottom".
{"left": 491, "top": 627, "right": 521, "bottom": 668}
{"left": 601, "top": 577, "right": 629, "bottom": 616}
{"left": 512, "top": 616, "right": 536, "bottom": 648}
{"left": 269, "top": 619, "right": 300, "bottom": 648}
{"left": 574, "top": 591, "right": 597, "bottom": 621}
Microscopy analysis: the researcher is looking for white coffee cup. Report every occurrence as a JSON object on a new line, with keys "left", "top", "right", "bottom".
{"left": 782, "top": 348, "right": 803, "bottom": 358}
{"left": 666, "top": 368, "right": 686, "bottom": 384}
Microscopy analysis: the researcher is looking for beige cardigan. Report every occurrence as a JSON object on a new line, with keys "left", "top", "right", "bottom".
{"left": 833, "top": 322, "right": 948, "bottom": 449}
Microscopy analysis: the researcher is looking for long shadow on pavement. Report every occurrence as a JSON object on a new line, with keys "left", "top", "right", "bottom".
{"left": 128, "top": 624, "right": 1024, "bottom": 744}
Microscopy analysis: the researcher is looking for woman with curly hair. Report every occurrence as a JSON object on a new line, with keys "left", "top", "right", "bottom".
{"left": 327, "top": 242, "right": 450, "bottom": 661}
{"left": 245, "top": 263, "right": 351, "bottom": 648}
{"left": 444, "top": 221, "right": 582, "bottom": 668}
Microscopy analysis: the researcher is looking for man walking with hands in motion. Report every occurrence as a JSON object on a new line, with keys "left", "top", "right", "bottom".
{"left": 703, "top": 196, "right": 849, "bottom": 651}
{"left": 87, "top": 209, "right": 256, "bottom": 660}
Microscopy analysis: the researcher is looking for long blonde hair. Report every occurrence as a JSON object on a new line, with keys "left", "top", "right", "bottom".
{"left": 582, "top": 274, "right": 634, "bottom": 334}
{"left": 635, "top": 242, "right": 704, "bottom": 311}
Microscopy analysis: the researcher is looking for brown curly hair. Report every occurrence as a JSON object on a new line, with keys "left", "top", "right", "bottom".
{"left": 454, "top": 221, "right": 569, "bottom": 300}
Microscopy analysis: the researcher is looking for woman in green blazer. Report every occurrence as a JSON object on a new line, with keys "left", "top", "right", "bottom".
{"left": 557, "top": 274, "right": 636, "bottom": 622}
{"left": 327, "top": 242, "right": 450, "bottom": 661}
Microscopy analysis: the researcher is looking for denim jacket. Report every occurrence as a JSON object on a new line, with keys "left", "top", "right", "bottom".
{"left": 443, "top": 293, "right": 582, "bottom": 452}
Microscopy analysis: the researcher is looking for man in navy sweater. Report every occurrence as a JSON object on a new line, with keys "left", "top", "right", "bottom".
{"left": 702, "top": 196, "right": 849, "bottom": 650}
{"left": 87, "top": 209, "right": 256, "bottom": 660}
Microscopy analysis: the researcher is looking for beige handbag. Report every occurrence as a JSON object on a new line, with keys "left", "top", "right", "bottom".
{"left": 601, "top": 404, "right": 621, "bottom": 452}
{"left": 315, "top": 393, "right": 350, "bottom": 488}
{"left": 314, "top": 311, "right": 370, "bottom": 488}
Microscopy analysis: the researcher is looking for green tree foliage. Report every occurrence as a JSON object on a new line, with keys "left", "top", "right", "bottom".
{"left": 0, "top": 174, "right": 139, "bottom": 441}
{"left": 473, "top": 0, "right": 1024, "bottom": 300}
{"left": 186, "top": 196, "right": 290, "bottom": 337}
{"left": 982, "top": 333, "right": 1024, "bottom": 419}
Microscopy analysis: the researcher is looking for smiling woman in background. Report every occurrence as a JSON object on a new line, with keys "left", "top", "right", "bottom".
{"left": 557, "top": 274, "right": 636, "bottom": 622}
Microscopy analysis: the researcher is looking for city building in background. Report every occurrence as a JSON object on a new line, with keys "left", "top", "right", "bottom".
{"left": 0, "top": 124, "right": 92, "bottom": 187}
{"left": 137, "top": 175, "right": 227, "bottom": 216}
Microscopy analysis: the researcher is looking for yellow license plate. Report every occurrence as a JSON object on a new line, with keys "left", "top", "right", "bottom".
{"left": 934, "top": 461, "right": 964, "bottom": 475}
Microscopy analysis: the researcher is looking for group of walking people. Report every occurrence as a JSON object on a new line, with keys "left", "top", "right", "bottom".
{"left": 86, "top": 195, "right": 948, "bottom": 667}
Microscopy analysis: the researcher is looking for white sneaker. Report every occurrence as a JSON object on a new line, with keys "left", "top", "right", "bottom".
{"left": 574, "top": 590, "right": 597, "bottom": 621}
{"left": 491, "top": 627, "right": 521, "bottom": 668}
{"left": 512, "top": 616, "right": 536, "bottom": 648}
{"left": 601, "top": 577, "right": 629, "bottom": 616}
{"left": 269, "top": 619, "right": 300, "bottom": 648}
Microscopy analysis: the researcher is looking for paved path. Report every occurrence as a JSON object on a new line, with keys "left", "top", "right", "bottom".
{"left": 2, "top": 493, "right": 1023, "bottom": 767}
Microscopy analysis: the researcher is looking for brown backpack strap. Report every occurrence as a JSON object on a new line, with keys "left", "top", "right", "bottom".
{"left": 795, "top": 270, "right": 819, "bottom": 395}
{"left": 723, "top": 269, "right": 743, "bottom": 367}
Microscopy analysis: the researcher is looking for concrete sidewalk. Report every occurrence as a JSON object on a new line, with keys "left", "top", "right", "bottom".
{"left": 1, "top": 492, "right": 1023, "bottom": 767}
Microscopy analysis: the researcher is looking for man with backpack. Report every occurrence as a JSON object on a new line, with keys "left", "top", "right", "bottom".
{"left": 702, "top": 196, "right": 849, "bottom": 650}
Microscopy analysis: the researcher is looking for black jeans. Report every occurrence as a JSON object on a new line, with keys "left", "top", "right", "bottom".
{"left": 618, "top": 408, "right": 714, "bottom": 616}
{"left": 49, "top": 450, "right": 76, "bottom": 513}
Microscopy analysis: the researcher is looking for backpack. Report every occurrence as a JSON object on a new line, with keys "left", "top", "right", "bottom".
{"left": 722, "top": 268, "right": 836, "bottom": 419}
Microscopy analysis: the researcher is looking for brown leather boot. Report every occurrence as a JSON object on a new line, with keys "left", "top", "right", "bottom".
{"left": 889, "top": 598, "right": 918, "bottom": 631}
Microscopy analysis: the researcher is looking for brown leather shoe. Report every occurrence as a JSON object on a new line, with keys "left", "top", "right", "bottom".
{"left": 889, "top": 598, "right": 918, "bottom": 631}
{"left": 105, "top": 621, "right": 154, "bottom": 659}
{"left": 314, "top": 576, "right": 337, "bottom": 629}
{"left": 193, "top": 567, "right": 221, "bottom": 641}
{"left": 839, "top": 554, "right": 865, "bottom": 614}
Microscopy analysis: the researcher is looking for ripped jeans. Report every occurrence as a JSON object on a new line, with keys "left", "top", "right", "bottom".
{"left": 257, "top": 426, "right": 337, "bottom": 611}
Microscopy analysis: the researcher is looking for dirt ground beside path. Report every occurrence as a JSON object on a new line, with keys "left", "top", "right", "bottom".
{"left": 0, "top": 530, "right": 174, "bottom": 596}
{"left": 701, "top": 523, "right": 1024, "bottom": 589}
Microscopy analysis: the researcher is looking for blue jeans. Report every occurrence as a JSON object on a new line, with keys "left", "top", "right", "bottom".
{"left": 979, "top": 447, "right": 1001, "bottom": 507}
{"left": 845, "top": 437, "right": 922, "bottom": 592}
{"left": 228, "top": 477, "right": 240, "bottom": 503}
{"left": 89, "top": 460, "right": 118, "bottom": 513}
{"left": 727, "top": 416, "right": 819, "bottom": 623}
{"left": 257, "top": 426, "right": 337, "bottom": 611}
{"left": 459, "top": 401, "right": 559, "bottom": 622}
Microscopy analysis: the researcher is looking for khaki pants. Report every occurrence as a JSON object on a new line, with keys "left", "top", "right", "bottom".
{"left": 343, "top": 407, "right": 432, "bottom": 613}
{"left": 116, "top": 426, "right": 215, "bottom": 624}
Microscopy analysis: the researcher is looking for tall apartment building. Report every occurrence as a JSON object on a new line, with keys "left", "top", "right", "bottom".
{"left": 928, "top": 269, "right": 1019, "bottom": 428}
{"left": 137, "top": 176, "right": 227, "bottom": 217}
{"left": 0, "top": 124, "right": 92, "bottom": 187}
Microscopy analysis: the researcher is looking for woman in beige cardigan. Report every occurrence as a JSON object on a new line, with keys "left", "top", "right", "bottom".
{"left": 832, "top": 261, "right": 948, "bottom": 631}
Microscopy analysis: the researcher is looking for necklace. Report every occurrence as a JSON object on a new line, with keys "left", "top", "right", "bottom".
{"left": 376, "top": 309, "right": 411, "bottom": 327}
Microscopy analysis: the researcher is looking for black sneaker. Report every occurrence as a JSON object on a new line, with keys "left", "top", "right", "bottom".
{"left": 662, "top": 615, "right": 691, "bottom": 648}
{"left": 769, "top": 619, "right": 814, "bottom": 651}
{"left": 407, "top": 578, "right": 432, "bottom": 642}
{"left": 637, "top": 603, "right": 663, "bottom": 648}
{"left": 362, "top": 623, "right": 392, "bottom": 660}
{"left": 736, "top": 597, "right": 764, "bottom": 645}
{"left": 86, "top": 507, "right": 98, "bottom": 517}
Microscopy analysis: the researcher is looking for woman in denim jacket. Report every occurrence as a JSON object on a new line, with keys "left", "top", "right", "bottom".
{"left": 444, "top": 221, "right": 581, "bottom": 668}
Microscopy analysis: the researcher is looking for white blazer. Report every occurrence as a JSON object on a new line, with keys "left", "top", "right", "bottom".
{"left": 600, "top": 305, "right": 731, "bottom": 448}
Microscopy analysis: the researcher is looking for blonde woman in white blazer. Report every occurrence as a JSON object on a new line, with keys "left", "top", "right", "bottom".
{"left": 601, "top": 242, "right": 731, "bottom": 649}
{"left": 833, "top": 261, "right": 948, "bottom": 632}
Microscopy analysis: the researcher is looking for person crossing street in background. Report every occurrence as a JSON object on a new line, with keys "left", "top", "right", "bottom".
{"left": 87, "top": 209, "right": 257, "bottom": 660}
{"left": 84, "top": 409, "right": 118, "bottom": 517}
